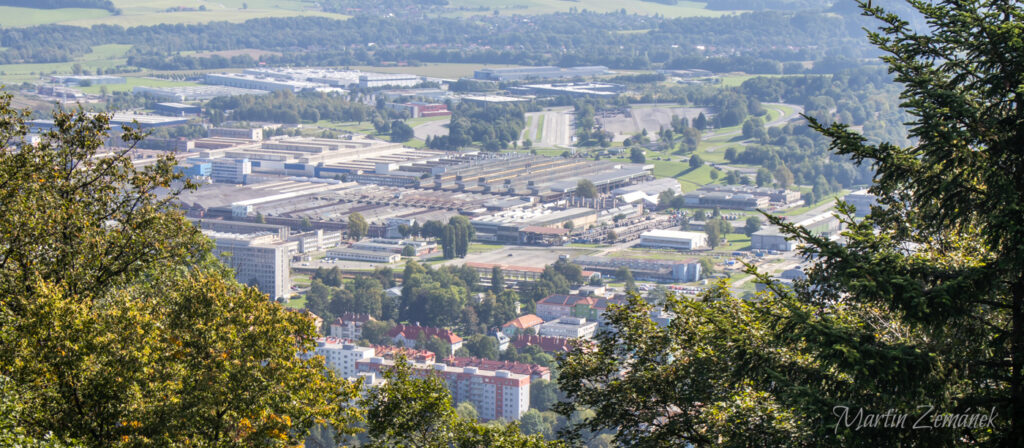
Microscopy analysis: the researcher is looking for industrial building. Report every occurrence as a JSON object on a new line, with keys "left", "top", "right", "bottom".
{"left": 750, "top": 211, "right": 842, "bottom": 251}
{"left": 683, "top": 185, "right": 802, "bottom": 210}
{"left": 153, "top": 102, "right": 201, "bottom": 116}
{"left": 471, "top": 207, "right": 596, "bottom": 243}
{"left": 29, "top": 113, "right": 190, "bottom": 133}
{"left": 50, "top": 75, "right": 125, "bottom": 86}
{"left": 430, "top": 153, "right": 651, "bottom": 196}
{"left": 204, "top": 73, "right": 321, "bottom": 92}
{"left": 133, "top": 85, "right": 269, "bottom": 101}
{"left": 325, "top": 248, "right": 402, "bottom": 264}
{"left": 573, "top": 255, "right": 703, "bottom": 283}
{"left": 844, "top": 189, "right": 880, "bottom": 216}
{"left": 384, "top": 101, "right": 450, "bottom": 118}
{"left": 509, "top": 82, "right": 625, "bottom": 98}
{"left": 682, "top": 191, "right": 769, "bottom": 210}
{"left": 209, "top": 127, "right": 263, "bottom": 140}
{"left": 473, "top": 66, "right": 609, "bottom": 81}
{"left": 356, "top": 357, "right": 531, "bottom": 421}
{"left": 636, "top": 229, "right": 709, "bottom": 250}
{"left": 351, "top": 238, "right": 436, "bottom": 256}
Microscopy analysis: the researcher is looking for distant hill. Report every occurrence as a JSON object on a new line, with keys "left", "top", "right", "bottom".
{"left": 0, "top": 0, "right": 117, "bottom": 12}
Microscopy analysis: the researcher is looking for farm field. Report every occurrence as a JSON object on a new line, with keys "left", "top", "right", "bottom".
{"left": 0, "top": 0, "right": 350, "bottom": 28}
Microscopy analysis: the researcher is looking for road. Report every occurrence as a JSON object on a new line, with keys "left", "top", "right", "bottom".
{"left": 414, "top": 118, "right": 450, "bottom": 140}
{"left": 523, "top": 107, "right": 574, "bottom": 148}
{"left": 702, "top": 102, "right": 804, "bottom": 142}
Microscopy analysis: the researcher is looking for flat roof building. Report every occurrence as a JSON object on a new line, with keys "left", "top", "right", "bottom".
{"left": 473, "top": 66, "right": 609, "bottom": 81}
{"left": 356, "top": 357, "right": 531, "bottom": 421}
{"left": 637, "top": 229, "right": 709, "bottom": 250}
{"left": 325, "top": 248, "right": 402, "bottom": 264}
{"left": 537, "top": 316, "right": 598, "bottom": 340}
{"left": 195, "top": 224, "right": 291, "bottom": 299}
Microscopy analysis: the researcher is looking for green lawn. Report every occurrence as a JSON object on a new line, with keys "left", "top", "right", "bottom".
{"left": 0, "top": 0, "right": 350, "bottom": 28}
{"left": 283, "top": 295, "right": 308, "bottom": 309}
{"left": 534, "top": 114, "right": 545, "bottom": 141}
{"left": 0, "top": 6, "right": 110, "bottom": 27}
{"left": 406, "top": 115, "right": 449, "bottom": 128}
{"left": 468, "top": 243, "right": 504, "bottom": 253}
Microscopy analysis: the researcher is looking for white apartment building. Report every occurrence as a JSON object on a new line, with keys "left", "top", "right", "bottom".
{"left": 356, "top": 358, "right": 531, "bottom": 421}
{"left": 299, "top": 337, "right": 375, "bottom": 378}
{"left": 537, "top": 316, "right": 598, "bottom": 339}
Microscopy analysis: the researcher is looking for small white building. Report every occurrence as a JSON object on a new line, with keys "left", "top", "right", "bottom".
{"left": 537, "top": 317, "right": 598, "bottom": 340}
{"left": 637, "top": 229, "right": 709, "bottom": 250}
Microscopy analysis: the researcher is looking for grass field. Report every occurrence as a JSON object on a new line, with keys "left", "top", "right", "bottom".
{"left": 534, "top": 114, "right": 545, "bottom": 141}
{"left": 0, "top": 0, "right": 350, "bottom": 28}
{"left": 447, "top": 0, "right": 740, "bottom": 18}
{"left": 0, "top": 6, "right": 110, "bottom": 27}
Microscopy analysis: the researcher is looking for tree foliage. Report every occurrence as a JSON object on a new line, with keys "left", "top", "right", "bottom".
{"left": 558, "top": 1, "right": 1024, "bottom": 445}
{"left": 0, "top": 101, "right": 360, "bottom": 446}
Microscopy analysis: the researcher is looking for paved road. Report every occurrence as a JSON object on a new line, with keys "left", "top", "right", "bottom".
{"left": 522, "top": 107, "right": 574, "bottom": 148}
{"left": 414, "top": 118, "right": 450, "bottom": 140}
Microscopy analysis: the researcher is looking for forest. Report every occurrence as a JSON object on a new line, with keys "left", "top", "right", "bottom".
{"left": 0, "top": 9, "right": 875, "bottom": 72}
{"left": 426, "top": 101, "right": 530, "bottom": 151}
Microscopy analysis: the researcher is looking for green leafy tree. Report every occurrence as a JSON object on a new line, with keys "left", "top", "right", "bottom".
{"left": 491, "top": 266, "right": 505, "bottom": 294}
{"left": 688, "top": 154, "right": 704, "bottom": 169}
{"left": 629, "top": 147, "right": 646, "bottom": 164}
{"left": 576, "top": 179, "right": 597, "bottom": 199}
{"left": 773, "top": 164, "right": 794, "bottom": 188}
{"left": 755, "top": 167, "right": 773, "bottom": 187}
{"left": 0, "top": 102, "right": 360, "bottom": 446}
{"left": 402, "top": 244, "right": 416, "bottom": 257}
{"left": 559, "top": 1, "right": 1024, "bottom": 445}
{"left": 348, "top": 212, "right": 368, "bottom": 240}
{"left": 615, "top": 266, "right": 636, "bottom": 293}
{"left": 465, "top": 334, "right": 499, "bottom": 360}
{"left": 743, "top": 215, "right": 762, "bottom": 236}
{"left": 390, "top": 120, "right": 415, "bottom": 142}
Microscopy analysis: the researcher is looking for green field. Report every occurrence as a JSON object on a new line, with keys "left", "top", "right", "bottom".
{"left": 0, "top": 0, "right": 350, "bottom": 28}
{"left": 0, "top": 6, "right": 109, "bottom": 27}
{"left": 447, "top": 0, "right": 740, "bottom": 18}
{"left": 534, "top": 114, "right": 545, "bottom": 141}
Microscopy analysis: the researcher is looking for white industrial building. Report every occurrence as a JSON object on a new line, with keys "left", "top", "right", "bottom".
{"left": 326, "top": 248, "right": 402, "bottom": 264}
{"left": 844, "top": 189, "right": 880, "bottom": 217}
{"left": 637, "top": 229, "right": 709, "bottom": 250}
